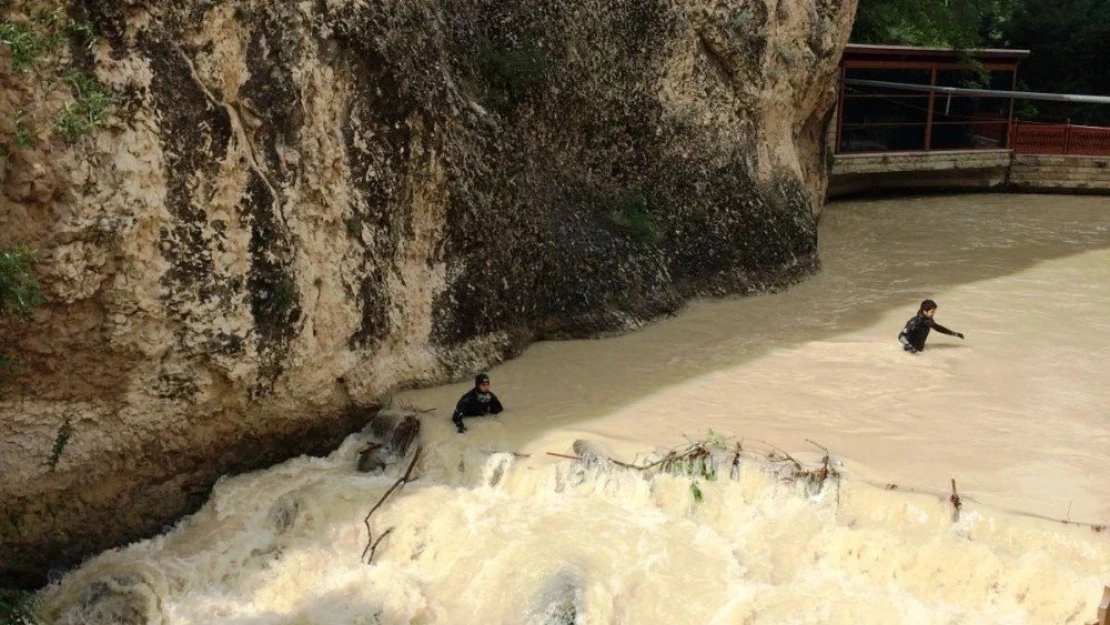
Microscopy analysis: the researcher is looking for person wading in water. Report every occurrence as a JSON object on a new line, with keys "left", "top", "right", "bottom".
{"left": 898, "top": 299, "right": 964, "bottom": 353}
{"left": 451, "top": 373, "right": 503, "bottom": 433}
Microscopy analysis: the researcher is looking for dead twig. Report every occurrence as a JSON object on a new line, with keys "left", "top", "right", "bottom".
{"left": 547, "top": 438, "right": 846, "bottom": 508}
{"left": 548, "top": 442, "right": 717, "bottom": 473}
{"left": 744, "top": 437, "right": 804, "bottom": 472}
{"left": 368, "top": 528, "right": 394, "bottom": 563}
{"left": 949, "top": 478, "right": 962, "bottom": 522}
{"left": 805, "top": 440, "right": 841, "bottom": 513}
{"left": 361, "top": 446, "right": 422, "bottom": 564}
{"left": 545, "top": 451, "right": 641, "bottom": 470}
{"left": 729, "top": 441, "right": 742, "bottom": 480}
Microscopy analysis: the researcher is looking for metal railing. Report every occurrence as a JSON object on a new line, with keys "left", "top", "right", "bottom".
{"left": 1010, "top": 121, "right": 1110, "bottom": 156}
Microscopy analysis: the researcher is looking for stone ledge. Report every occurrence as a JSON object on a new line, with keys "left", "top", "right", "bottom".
{"left": 1009, "top": 179, "right": 1110, "bottom": 189}
{"left": 829, "top": 150, "right": 1110, "bottom": 197}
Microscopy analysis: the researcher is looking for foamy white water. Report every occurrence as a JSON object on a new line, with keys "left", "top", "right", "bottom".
{"left": 35, "top": 194, "right": 1110, "bottom": 624}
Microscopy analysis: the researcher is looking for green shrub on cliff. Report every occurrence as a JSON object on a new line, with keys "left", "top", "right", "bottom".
{"left": 0, "top": 245, "right": 42, "bottom": 375}
{"left": 55, "top": 69, "right": 110, "bottom": 142}
{"left": 46, "top": 414, "right": 73, "bottom": 471}
{"left": 0, "top": 245, "right": 42, "bottom": 318}
{"left": 10, "top": 110, "right": 36, "bottom": 147}
{"left": 0, "top": 19, "right": 52, "bottom": 71}
{"left": 479, "top": 41, "right": 550, "bottom": 108}
{"left": 1, "top": 3, "right": 110, "bottom": 144}
{"left": 0, "top": 588, "right": 34, "bottom": 625}
{"left": 608, "top": 190, "right": 660, "bottom": 243}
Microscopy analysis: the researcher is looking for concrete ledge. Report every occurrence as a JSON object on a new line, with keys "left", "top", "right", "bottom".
{"left": 829, "top": 150, "right": 1110, "bottom": 198}
{"left": 1012, "top": 154, "right": 1110, "bottom": 165}
{"left": 1009, "top": 180, "right": 1110, "bottom": 190}
{"left": 833, "top": 150, "right": 1012, "bottom": 175}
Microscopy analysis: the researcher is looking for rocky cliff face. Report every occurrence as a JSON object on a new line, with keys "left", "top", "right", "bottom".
{"left": 0, "top": 0, "right": 855, "bottom": 582}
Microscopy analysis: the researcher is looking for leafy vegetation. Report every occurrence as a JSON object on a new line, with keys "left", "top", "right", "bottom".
{"left": 0, "top": 19, "right": 50, "bottom": 71}
{"left": 11, "top": 111, "right": 36, "bottom": 147}
{"left": 479, "top": 41, "right": 550, "bottom": 109}
{"left": 55, "top": 69, "right": 110, "bottom": 142}
{"left": 0, "top": 245, "right": 42, "bottom": 319}
{"left": 0, "top": 588, "right": 35, "bottom": 625}
{"left": 345, "top": 215, "right": 364, "bottom": 241}
{"left": 0, "top": 3, "right": 110, "bottom": 145}
{"left": 47, "top": 415, "right": 73, "bottom": 471}
{"left": 852, "top": 0, "right": 1110, "bottom": 125}
{"left": 0, "top": 245, "right": 43, "bottom": 377}
{"left": 689, "top": 481, "right": 704, "bottom": 503}
{"left": 608, "top": 189, "right": 660, "bottom": 243}
{"left": 851, "top": 0, "right": 1010, "bottom": 49}
{"left": 1005, "top": 0, "right": 1110, "bottom": 124}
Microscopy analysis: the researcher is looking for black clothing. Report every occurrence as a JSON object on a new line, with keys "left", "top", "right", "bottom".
{"left": 452, "top": 387, "right": 503, "bottom": 429}
{"left": 898, "top": 313, "right": 960, "bottom": 352}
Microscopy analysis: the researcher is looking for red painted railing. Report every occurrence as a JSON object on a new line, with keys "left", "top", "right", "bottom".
{"left": 1011, "top": 121, "right": 1110, "bottom": 156}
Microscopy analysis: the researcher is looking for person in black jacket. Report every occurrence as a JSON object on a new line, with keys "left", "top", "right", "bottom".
{"left": 451, "top": 373, "right": 503, "bottom": 433}
{"left": 898, "top": 299, "right": 964, "bottom": 353}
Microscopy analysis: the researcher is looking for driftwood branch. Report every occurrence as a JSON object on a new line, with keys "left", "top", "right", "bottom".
{"left": 744, "top": 437, "right": 805, "bottom": 472}
{"left": 803, "top": 439, "right": 840, "bottom": 511}
{"left": 361, "top": 446, "right": 422, "bottom": 564}
{"left": 546, "top": 437, "right": 840, "bottom": 501}
{"left": 546, "top": 451, "right": 642, "bottom": 469}
{"left": 949, "top": 478, "right": 962, "bottom": 522}
{"left": 729, "top": 441, "right": 743, "bottom": 480}
{"left": 367, "top": 528, "right": 394, "bottom": 564}
{"left": 550, "top": 438, "right": 1109, "bottom": 533}
{"left": 546, "top": 444, "right": 710, "bottom": 472}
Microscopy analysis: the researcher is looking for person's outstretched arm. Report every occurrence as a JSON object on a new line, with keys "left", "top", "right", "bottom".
{"left": 930, "top": 320, "right": 964, "bottom": 339}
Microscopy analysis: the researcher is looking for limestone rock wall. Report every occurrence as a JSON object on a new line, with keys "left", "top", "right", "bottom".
{"left": 0, "top": 0, "right": 855, "bottom": 582}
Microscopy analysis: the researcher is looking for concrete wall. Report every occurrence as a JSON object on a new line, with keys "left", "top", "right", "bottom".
{"left": 828, "top": 150, "right": 1110, "bottom": 198}
{"left": 829, "top": 150, "right": 1012, "bottom": 197}
{"left": 1009, "top": 154, "right": 1110, "bottom": 193}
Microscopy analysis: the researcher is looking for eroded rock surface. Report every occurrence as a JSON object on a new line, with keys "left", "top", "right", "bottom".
{"left": 0, "top": 0, "right": 856, "bottom": 581}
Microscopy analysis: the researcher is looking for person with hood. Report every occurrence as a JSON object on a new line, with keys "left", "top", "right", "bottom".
{"left": 898, "top": 299, "right": 964, "bottom": 353}
{"left": 451, "top": 373, "right": 503, "bottom": 433}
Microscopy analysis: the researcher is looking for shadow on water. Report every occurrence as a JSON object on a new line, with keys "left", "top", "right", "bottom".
{"left": 401, "top": 193, "right": 1110, "bottom": 445}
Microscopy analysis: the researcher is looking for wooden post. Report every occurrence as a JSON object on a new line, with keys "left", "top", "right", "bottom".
{"left": 1006, "top": 67, "right": 1018, "bottom": 149}
{"left": 835, "top": 65, "right": 846, "bottom": 154}
{"left": 1098, "top": 585, "right": 1109, "bottom": 625}
{"left": 924, "top": 65, "right": 937, "bottom": 151}
{"left": 1064, "top": 119, "right": 1072, "bottom": 155}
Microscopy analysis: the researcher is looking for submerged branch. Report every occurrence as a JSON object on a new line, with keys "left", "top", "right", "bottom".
{"left": 548, "top": 438, "right": 1108, "bottom": 532}
{"left": 545, "top": 436, "right": 840, "bottom": 499}
{"left": 361, "top": 446, "right": 422, "bottom": 564}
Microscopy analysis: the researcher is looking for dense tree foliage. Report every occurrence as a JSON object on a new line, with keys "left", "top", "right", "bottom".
{"left": 851, "top": 0, "right": 1011, "bottom": 49}
{"left": 851, "top": 0, "right": 1110, "bottom": 125}
{"left": 1006, "top": 0, "right": 1110, "bottom": 124}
